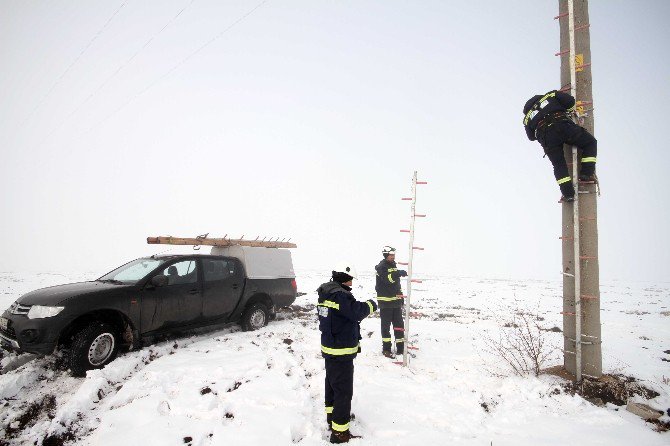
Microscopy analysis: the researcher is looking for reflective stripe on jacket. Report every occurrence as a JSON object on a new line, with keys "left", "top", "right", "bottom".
{"left": 523, "top": 90, "right": 576, "bottom": 141}
{"left": 317, "top": 281, "right": 374, "bottom": 360}
{"left": 375, "top": 259, "right": 406, "bottom": 308}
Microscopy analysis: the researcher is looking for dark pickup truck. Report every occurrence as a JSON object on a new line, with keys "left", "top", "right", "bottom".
{"left": 0, "top": 246, "right": 297, "bottom": 376}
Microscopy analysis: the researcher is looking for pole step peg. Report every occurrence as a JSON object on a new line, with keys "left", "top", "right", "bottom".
{"left": 411, "top": 279, "right": 422, "bottom": 283}
{"left": 416, "top": 181, "right": 428, "bottom": 185}
{"left": 400, "top": 229, "right": 410, "bottom": 233}
{"left": 564, "top": 337, "right": 596, "bottom": 346}
{"left": 413, "top": 247, "right": 424, "bottom": 250}
{"left": 561, "top": 311, "right": 576, "bottom": 316}
{"left": 414, "top": 214, "right": 426, "bottom": 218}
{"left": 401, "top": 198, "right": 412, "bottom": 201}
{"left": 580, "top": 256, "right": 597, "bottom": 260}
{"left": 408, "top": 346, "right": 419, "bottom": 351}
{"left": 559, "top": 84, "right": 571, "bottom": 93}
{"left": 575, "top": 23, "right": 590, "bottom": 31}
{"left": 561, "top": 272, "right": 575, "bottom": 277}
{"left": 397, "top": 262, "right": 409, "bottom": 265}
{"left": 554, "top": 12, "right": 568, "bottom": 19}
{"left": 559, "top": 236, "right": 574, "bottom": 240}
{"left": 555, "top": 49, "right": 570, "bottom": 56}
{"left": 581, "top": 294, "right": 598, "bottom": 300}
{"left": 579, "top": 217, "right": 596, "bottom": 221}
{"left": 575, "top": 63, "right": 592, "bottom": 70}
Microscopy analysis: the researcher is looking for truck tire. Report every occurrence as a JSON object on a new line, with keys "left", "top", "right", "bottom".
{"left": 69, "top": 322, "right": 119, "bottom": 377}
{"left": 241, "top": 303, "right": 269, "bottom": 331}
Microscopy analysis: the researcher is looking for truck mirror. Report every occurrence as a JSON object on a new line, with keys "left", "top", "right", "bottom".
{"left": 151, "top": 275, "right": 169, "bottom": 287}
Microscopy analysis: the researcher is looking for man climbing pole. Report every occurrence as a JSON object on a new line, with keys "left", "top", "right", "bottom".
{"left": 375, "top": 246, "right": 407, "bottom": 359}
{"left": 523, "top": 90, "right": 598, "bottom": 202}
{"left": 317, "top": 262, "right": 377, "bottom": 443}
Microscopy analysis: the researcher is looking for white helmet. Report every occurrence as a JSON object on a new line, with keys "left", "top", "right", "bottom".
{"left": 382, "top": 245, "right": 396, "bottom": 257}
{"left": 333, "top": 262, "right": 358, "bottom": 279}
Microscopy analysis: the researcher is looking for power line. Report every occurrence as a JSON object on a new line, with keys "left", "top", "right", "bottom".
{"left": 17, "top": 2, "right": 127, "bottom": 132}
{"left": 45, "top": 0, "right": 196, "bottom": 141}
{"left": 88, "top": 0, "right": 270, "bottom": 133}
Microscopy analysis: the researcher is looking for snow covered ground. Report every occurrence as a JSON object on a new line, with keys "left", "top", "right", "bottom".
{"left": 1, "top": 270, "right": 668, "bottom": 445}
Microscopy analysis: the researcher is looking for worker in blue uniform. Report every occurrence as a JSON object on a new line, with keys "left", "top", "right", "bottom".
{"left": 523, "top": 90, "right": 598, "bottom": 201}
{"left": 317, "top": 262, "right": 377, "bottom": 443}
{"left": 375, "top": 246, "right": 407, "bottom": 358}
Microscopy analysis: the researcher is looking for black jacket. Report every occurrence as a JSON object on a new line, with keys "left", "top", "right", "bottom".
{"left": 523, "top": 90, "right": 576, "bottom": 141}
{"left": 375, "top": 259, "right": 407, "bottom": 308}
{"left": 316, "top": 281, "right": 376, "bottom": 361}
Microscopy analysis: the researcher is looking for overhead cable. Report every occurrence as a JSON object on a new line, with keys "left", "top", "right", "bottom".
{"left": 46, "top": 0, "right": 197, "bottom": 140}
{"left": 17, "top": 2, "right": 127, "bottom": 131}
{"left": 89, "top": 0, "right": 270, "bottom": 133}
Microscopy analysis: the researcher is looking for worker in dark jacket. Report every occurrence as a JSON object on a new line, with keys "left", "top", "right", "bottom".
{"left": 317, "top": 262, "right": 377, "bottom": 444}
{"left": 523, "top": 90, "right": 597, "bottom": 201}
{"left": 375, "top": 246, "right": 407, "bottom": 358}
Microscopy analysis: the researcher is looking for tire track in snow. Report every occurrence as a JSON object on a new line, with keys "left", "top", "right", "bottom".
{"left": 0, "top": 329, "right": 234, "bottom": 445}
{"left": 256, "top": 322, "right": 327, "bottom": 443}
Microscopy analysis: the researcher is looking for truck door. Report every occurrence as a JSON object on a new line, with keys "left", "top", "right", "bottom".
{"left": 201, "top": 257, "right": 243, "bottom": 322}
{"left": 141, "top": 259, "right": 202, "bottom": 333}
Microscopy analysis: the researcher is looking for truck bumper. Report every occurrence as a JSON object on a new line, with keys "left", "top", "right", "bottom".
{"left": 0, "top": 331, "right": 20, "bottom": 350}
{"left": 0, "top": 334, "right": 55, "bottom": 355}
{"left": 0, "top": 311, "right": 59, "bottom": 355}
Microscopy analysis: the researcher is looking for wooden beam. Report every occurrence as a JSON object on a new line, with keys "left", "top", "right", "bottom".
{"left": 147, "top": 236, "right": 297, "bottom": 249}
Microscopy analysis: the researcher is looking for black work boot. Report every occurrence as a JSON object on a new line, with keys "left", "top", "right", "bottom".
{"left": 559, "top": 181, "right": 575, "bottom": 203}
{"left": 559, "top": 182, "right": 575, "bottom": 200}
{"left": 330, "top": 430, "right": 361, "bottom": 444}
{"left": 578, "top": 173, "right": 597, "bottom": 183}
{"left": 396, "top": 345, "right": 404, "bottom": 355}
{"left": 382, "top": 350, "right": 395, "bottom": 359}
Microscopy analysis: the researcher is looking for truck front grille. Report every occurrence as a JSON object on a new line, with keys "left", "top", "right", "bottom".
{"left": 0, "top": 324, "right": 16, "bottom": 340}
{"left": 8, "top": 302, "right": 31, "bottom": 316}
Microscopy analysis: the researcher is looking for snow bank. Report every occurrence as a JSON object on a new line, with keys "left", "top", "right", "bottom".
{"left": 0, "top": 271, "right": 668, "bottom": 445}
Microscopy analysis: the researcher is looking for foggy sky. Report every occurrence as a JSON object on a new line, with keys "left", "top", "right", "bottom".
{"left": 1, "top": 1, "right": 669, "bottom": 282}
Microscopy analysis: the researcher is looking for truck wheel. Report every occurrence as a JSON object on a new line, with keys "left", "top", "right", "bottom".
{"left": 69, "top": 322, "right": 119, "bottom": 377}
{"left": 241, "top": 303, "right": 269, "bottom": 331}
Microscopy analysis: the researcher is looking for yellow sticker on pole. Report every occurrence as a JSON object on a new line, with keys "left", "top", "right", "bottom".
{"left": 575, "top": 53, "right": 584, "bottom": 72}
{"left": 576, "top": 101, "right": 585, "bottom": 114}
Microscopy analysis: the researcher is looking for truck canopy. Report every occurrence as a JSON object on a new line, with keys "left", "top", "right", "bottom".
{"left": 210, "top": 246, "right": 295, "bottom": 279}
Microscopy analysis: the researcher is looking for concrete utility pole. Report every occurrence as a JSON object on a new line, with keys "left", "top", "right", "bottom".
{"left": 558, "top": 0, "right": 602, "bottom": 379}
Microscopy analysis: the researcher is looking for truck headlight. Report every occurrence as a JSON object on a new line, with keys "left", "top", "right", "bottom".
{"left": 27, "top": 305, "right": 65, "bottom": 319}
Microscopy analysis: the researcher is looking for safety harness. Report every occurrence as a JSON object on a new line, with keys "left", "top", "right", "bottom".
{"left": 535, "top": 111, "right": 573, "bottom": 139}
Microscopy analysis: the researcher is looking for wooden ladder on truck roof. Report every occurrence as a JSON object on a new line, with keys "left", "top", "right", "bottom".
{"left": 147, "top": 234, "right": 297, "bottom": 249}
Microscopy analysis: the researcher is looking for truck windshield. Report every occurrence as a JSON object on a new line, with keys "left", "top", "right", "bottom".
{"left": 98, "top": 258, "right": 166, "bottom": 284}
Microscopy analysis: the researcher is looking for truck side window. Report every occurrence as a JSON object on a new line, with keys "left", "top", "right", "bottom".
{"left": 203, "top": 259, "right": 233, "bottom": 282}
{"left": 162, "top": 260, "right": 197, "bottom": 285}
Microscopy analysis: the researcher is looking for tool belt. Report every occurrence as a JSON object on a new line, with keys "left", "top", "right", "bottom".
{"left": 534, "top": 111, "right": 572, "bottom": 139}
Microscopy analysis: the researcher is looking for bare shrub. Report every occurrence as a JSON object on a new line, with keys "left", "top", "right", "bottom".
{"left": 484, "top": 304, "right": 559, "bottom": 377}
